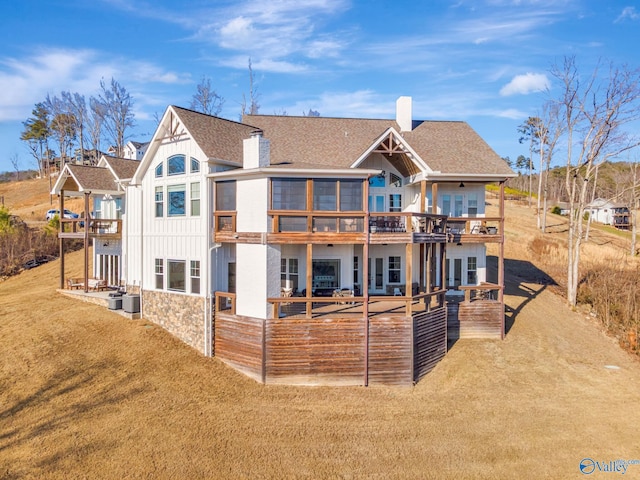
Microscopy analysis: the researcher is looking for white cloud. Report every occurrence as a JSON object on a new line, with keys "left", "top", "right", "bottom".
{"left": 615, "top": 6, "right": 640, "bottom": 23}
{"left": 499, "top": 73, "right": 549, "bottom": 96}
{"left": 0, "top": 48, "right": 190, "bottom": 123}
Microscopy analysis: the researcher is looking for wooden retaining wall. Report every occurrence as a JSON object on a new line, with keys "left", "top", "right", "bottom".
{"left": 413, "top": 307, "right": 447, "bottom": 382}
{"left": 215, "top": 313, "right": 264, "bottom": 382}
{"left": 214, "top": 309, "right": 449, "bottom": 386}
{"left": 458, "top": 300, "right": 503, "bottom": 339}
{"left": 368, "top": 316, "right": 413, "bottom": 386}
{"left": 265, "top": 317, "right": 365, "bottom": 386}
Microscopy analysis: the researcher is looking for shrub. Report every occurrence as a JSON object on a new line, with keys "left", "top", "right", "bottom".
{"left": 551, "top": 206, "right": 562, "bottom": 215}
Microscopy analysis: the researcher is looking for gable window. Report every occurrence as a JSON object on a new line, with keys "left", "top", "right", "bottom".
{"left": 155, "top": 163, "right": 163, "bottom": 178}
{"left": 155, "top": 259, "right": 163, "bottom": 289}
{"left": 190, "top": 157, "right": 200, "bottom": 173}
{"left": 369, "top": 174, "right": 385, "bottom": 188}
{"left": 190, "top": 182, "right": 200, "bottom": 216}
{"left": 389, "top": 172, "right": 402, "bottom": 187}
{"left": 167, "top": 184, "right": 186, "bottom": 216}
{"left": 168, "top": 155, "right": 186, "bottom": 175}
{"left": 190, "top": 260, "right": 200, "bottom": 294}
{"left": 272, "top": 179, "right": 306, "bottom": 210}
{"left": 155, "top": 187, "right": 163, "bottom": 217}
{"left": 216, "top": 181, "right": 236, "bottom": 210}
{"left": 168, "top": 260, "right": 185, "bottom": 292}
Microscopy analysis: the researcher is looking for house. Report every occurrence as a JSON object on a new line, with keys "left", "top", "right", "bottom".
{"left": 51, "top": 154, "right": 140, "bottom": 289}
{"left": 587, "top": 198, "right": 631, "bottom": 229}
{"left": 123, "top": 140, "right": 150, "bottom": 160}
{"left": 54, "top": 97, "right": 516, "bottom": 386}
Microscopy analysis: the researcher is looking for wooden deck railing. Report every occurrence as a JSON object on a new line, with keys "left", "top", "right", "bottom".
{"left": 458, "top": 283, "right": 502, "bottom": 302}
{"left": 215, "top": 291, "right": 236, "bottom": 314}
{"left": 59, "top": 218, "right": 122, "bottom": 237}
{"left": 445, "top": 217, "right": 501, "bottom": 236}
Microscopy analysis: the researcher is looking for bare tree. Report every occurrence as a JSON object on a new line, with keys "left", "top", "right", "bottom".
{"left": 240, "top": 58, "right": 260, "bottom": 118}
{"left": 62, "top": 91, "right": 88, "bottom": 163}
{"left": 45, "top": 94, "right": 76, "bottom": 165}
{"left": 97, "top": 78, "right": 135, "bottom": 157}
{"left": 87, "top": 97, "right": 105, "bottom": 162}
{"left": 190, "top": 76, "right": 224, "bottom": 116}
{"left": 518, "top": 117, "right": 540, "bottom": 208}
{"left": 538, "top": 101, "right": 564, "bottom": 232}
{"left": 10, "top": 154, "right": 20, "bottom": 181}
{"left": 549, "top": 56, "right": 640, "bottom": 306}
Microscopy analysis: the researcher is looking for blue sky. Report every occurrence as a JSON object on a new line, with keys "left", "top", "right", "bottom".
{"left": 0, "top": 0, "right": 639, "bottom": 174}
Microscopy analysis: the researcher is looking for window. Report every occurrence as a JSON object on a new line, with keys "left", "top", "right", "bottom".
{"left": 190, "top": 157, "right": 200, "bottom": 173}
{"left": 467, "top": 257, "right": 477, "bottom": 285}
{"left": 155, "top": 187, "right": 163, "bottom": 217}
{"left": 369, "top": 174, "right": 385, "bottom": 188}
{"left": 313, "top": 180, "right": 337, "bottom": 211}
{"left": 167, "top": 184, "right": 186, "bottom": 216}
{"left": 442, "top": 195, "right": 451, "bottom": 216}
{"left": 155, "top": 163, "right": 163, "bottom": 178}
{"left": 353, "top": 256, "right": 359, "bottom": 285}
{"left": 468, "top": 195, "right": 478, "bottom": 216}
{"left": 168, "top": 260, "right": 185, "bottom": 292}
{"left": 190, "top": 182, "right": 200, "bottom": 216}
{"left": 191, "top": 260, "right": 200, "bottom": 294}
{"left": 280, "top": 258, "right": 299, "bottom": 291}
{"left": 389, "top": 194, "right": 402, "bottom": 212}
{"left": 115, "top": 197, "right": 123, "bottom": 219}
{"left": 155, "top": 259, "right": 163, "bottom": 289}
{"left": 272, "top": 179, "right": 306, "bottom": 210}
{"left": 340, "top": 180, "right": 363, "bottom": 211}
{"left": 454, "top": 194, "right": 464, "bottom": 217}
{"left": 389, "top": 172, "right": 402, "bottom": 187}
{"left": 388, "top": 256, "right": 401, "bottom": 283}
{"left": 168, "top": 155, "right": 186, "bottom": 175}
{"left": 216, "top": 181, "right": 236, "bottom": 211}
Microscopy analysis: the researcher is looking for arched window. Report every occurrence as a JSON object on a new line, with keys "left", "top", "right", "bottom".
{"left": 190, "top": 157, "right": 200, "bottom": 173}
{"left": 168, "top": 155, "right": 186, "bottom": 175}
{"left": 155, "top": 163, "right": 163, "bottom": 177}
{"left": 389, "top": 172, "right": 402, "bottom": 187}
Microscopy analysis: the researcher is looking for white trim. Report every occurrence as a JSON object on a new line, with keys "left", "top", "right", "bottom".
{"left": 349, "top": 127, "right": 431, "bottom": 173}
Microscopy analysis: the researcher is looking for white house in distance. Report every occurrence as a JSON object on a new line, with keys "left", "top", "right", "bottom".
{"left": 587, "top": 197, "right": 631, "bottom": 229}
{"left": 55, "top": 97, "right": 516, "bottom": 387}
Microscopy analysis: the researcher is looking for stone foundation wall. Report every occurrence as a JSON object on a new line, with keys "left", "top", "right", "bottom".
{"left": 126, "top": 284, "right": 141, "bottom": 294}
{"left": 142, "top": 290, "right": 206, "bottom": 354}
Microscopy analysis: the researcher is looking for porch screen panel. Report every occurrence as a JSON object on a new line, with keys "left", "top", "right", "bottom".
{"left": 216, "top": 181, "right": 236, "bottom": 211}
{"left": 313, "top": 180, "right": 337, "bottom": 211}
{"left": 339, "top": 180, "right": 363, "bottom": 211}
{"left": 272, "top": 179, "right": 306, "bottom": 210}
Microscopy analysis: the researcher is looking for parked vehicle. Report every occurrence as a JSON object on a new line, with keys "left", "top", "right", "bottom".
{"left": 45, "top": 209, "right": 79, "bottom": 221}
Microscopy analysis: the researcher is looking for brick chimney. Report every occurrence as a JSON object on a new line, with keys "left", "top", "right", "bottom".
{"left": 243, "top": 129, "right": 270, "bottom": 169}
{"left": 396, "top": 96, "right": 413, "bottom": 132}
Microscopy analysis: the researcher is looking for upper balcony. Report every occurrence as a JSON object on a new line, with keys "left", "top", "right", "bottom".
{"left": 212, "top": 211, "right": 450, "bottom": 245}
{"left": 58, "top": 218, "right": 122, "bottom": 240}
{"left": 445, "top": 217, "right": 502, "bottom": 244}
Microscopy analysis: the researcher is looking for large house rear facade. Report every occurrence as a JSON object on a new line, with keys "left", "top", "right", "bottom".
{"left": 54, "top": 97, "right": 515, "bottom": 386}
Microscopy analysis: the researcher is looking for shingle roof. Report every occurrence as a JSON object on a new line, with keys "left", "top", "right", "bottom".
{"left": 173, "top": 106, "right": 258, "bottom": 164}
{"left": 67, "top": 165, "right": 119, "bottom": 192}
{"left": 243, "top": 114, "right": 514, "bottom": 176}
{"left": 102, "top": 155, "right": 140, "bottom": 180}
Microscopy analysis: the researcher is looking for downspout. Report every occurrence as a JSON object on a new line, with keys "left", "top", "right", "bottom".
{"left": 139, "top": 185, "right": 144, "bottom": 319}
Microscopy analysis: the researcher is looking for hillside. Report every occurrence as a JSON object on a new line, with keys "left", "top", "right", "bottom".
{"left": 1, "top": 185, "right": 639, "bottom": 478}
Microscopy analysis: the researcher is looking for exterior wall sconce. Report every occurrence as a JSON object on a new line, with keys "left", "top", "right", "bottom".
{"left": 459, "top": 182, "right": 465, "bottom": 188}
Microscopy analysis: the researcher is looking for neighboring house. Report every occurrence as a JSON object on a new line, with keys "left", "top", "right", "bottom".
{"left": 52, "top": 154, "right": 141, "bottom": 288}
{"left": 123, "top": 141, "right": 150, "bottom": 160}
{"left": 587, "top": 198, "right": 631, "bottom": 229}
{"left": 55, "top": 97, "right": 516, "bottom": 387}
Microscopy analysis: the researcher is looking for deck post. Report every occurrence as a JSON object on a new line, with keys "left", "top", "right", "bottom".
{"left": 499, "top": 181, "right": 506, "bottom": 339}
{"left": 84, "top": 192, "right": 90, "bottom": 293}
{"left": 306, "top": 243, "right": 312, "bottom": 317}
{"left": 59, "top": 191, "right": 64, "bottom": 289}
{"left": 405, "top": 242, "right": 412, "bottom": 314}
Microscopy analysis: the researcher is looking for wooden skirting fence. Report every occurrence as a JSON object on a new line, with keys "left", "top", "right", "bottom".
{"left": 214, "top": 306, "right": 448, "bottom": 387}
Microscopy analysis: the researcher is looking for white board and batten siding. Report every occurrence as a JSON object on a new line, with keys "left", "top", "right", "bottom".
{"left": 140, "top": 139, "right": 209, "bottom": 297}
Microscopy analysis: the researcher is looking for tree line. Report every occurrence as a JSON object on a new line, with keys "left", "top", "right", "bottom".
{"left": 511, "top": 56, "right": 640, "bottom": 307}
{"left": 21, "top": 78, "right": 135, "bottom": 177}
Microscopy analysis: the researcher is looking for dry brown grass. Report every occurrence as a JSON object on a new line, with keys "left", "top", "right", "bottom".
{"left": 1, "top": 198, "right": 640, "bottom": 479}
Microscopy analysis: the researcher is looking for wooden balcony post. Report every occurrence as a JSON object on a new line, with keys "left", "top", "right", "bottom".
{"left": 84, "top": 192, "right": 90, "bottom": 293}
{"left": 306, "top": 243, "right": 312, "bottom": 317}
{"left": 59, "top": 191, "right": 64, "bottom": 289}
{"left": 405, "top": 243, "right": 412, "bottom": 314}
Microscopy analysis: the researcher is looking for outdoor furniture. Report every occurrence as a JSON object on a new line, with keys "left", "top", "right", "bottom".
{"left": 332, "top": 288, "right": 354, "bottom": 304}
{"left": 88, "top": 278, "right": 107, "bottom": 291}
{"left": 67, "top": 278, "right": 84, "bottom": 290}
